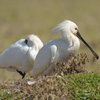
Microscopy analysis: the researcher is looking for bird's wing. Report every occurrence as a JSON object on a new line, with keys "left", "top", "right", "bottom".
{"left": 32, "top": 45, "right": 57, "bottom": 77}
{"left": 0, "top": 39, "right": 29, "bottom": 68}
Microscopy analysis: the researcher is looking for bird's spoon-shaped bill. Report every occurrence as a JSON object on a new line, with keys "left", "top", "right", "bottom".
{"left": 76, "top": 30, "right": 99, "bottom": 60}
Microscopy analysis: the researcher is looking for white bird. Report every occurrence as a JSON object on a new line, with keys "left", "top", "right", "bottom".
{"left": 32, "top": 20, "right": 99, "bottom": 77}
{"left": 0, "top": 34, "right": 43, "bottom": 79}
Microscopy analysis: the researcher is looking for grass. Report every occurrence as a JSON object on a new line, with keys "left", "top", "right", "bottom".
{"left": 0, "top": 73, "right": 100, "bottom": 99}
{"left": 0, "top": 53, "right": 99, "bottom": 99}
{"left": 67, "top": 73, "right": 100, "bottom": 99}
{"left": 0, "top": 84, "right": 8, "bottom": 90}
{"left": 0, "top": 92, "right": 13, "bottom": 100}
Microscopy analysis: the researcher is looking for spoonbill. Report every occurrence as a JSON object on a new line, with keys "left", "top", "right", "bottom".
{"left": 0, "top": 34, "right": 43, "bottom": 79}
{"left": 32, "top": 20, "right": 99, "bottom": 77}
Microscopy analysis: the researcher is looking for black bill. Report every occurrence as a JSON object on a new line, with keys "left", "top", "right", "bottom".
{"left": 77, "top": 30, "right": 99, "bottom": 60}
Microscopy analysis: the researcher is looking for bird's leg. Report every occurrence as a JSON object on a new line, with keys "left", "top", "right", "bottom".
{"left": 45, "top": 74, "right": 46, "bottom": 77}
{"left": 16, "top": 69, "right": 26, "bottom": 79}
{"left": 22, "top": 72, "right": 26, "bottom": 79}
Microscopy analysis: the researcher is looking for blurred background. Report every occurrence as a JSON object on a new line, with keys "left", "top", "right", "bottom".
{"left": 0, "top": 0, "right": 100, "bottom": 82}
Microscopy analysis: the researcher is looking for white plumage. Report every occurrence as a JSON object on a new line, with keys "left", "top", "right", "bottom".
{"left": 32, "top": 20, "right": 99, "bottom": 77}
{"left": 0, "top": 34, "right": 43, "bottom": 79}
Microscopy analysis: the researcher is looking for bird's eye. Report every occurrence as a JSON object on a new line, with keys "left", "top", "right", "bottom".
{"left": 75, "top": 28, "right": 77, "bottom": 30}
{"left": 25, "top": 39, "right": 28, "bottom": 44}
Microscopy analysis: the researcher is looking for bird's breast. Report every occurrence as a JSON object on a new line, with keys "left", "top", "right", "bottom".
{"left": 72, "top": 38, "right": 80, "bottom": 53}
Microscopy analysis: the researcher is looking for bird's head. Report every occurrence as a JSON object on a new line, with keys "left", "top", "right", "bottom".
{"left": 69, "top": 20, "right": 99, "bottom": 60}
{"left": 25, "top": 34, "right": 43, "bottom": 49}
{"left": 66, "top": 20, "right": 78, "bottom": 35}
{"left": 25, "top": 35, "right": 36, "bottom": 47}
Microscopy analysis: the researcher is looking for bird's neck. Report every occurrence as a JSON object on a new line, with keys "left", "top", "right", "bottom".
{"left": 30, "top": 39, "right": 43, "bottom": 52}
{"left": 61, "top": 31, "right": 80, "bottom": 52}
{"left": 32, "top": 41, "right": 39, "bottom": 52}
{"left": 61, "top": 31, "right": 73, "bottom": 45}
{"left": 71, "top": 34, "right": 80, "bottom": 52}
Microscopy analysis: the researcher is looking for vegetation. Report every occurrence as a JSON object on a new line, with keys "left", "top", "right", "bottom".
{"left": 0, "top": 53, "right": 99, "bottom": 99}
{"left": 0, "top": 73, "right": 100, "bottom": 99}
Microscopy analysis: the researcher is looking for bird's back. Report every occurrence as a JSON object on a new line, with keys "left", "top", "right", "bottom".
{"left": 0, "top": 39, "right": 29, "bottom": 68}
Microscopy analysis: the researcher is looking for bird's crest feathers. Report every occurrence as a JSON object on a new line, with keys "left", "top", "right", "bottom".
{"left": 51, "top": 20, "right": 72, "bottom": 34}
